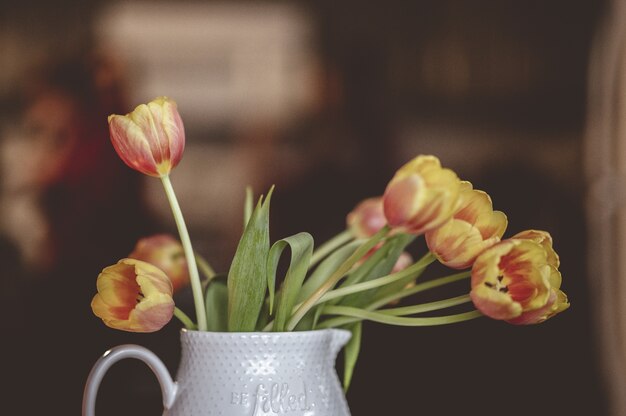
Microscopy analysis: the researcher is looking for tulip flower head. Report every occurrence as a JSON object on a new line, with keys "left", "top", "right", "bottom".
{"left": 129, "top": 234, "right": 190, "bottom": 292}
{"left": 470, "top": 237, "right": 569, "bottom": 325}
{"left": 108, "top": 97, "right": 185, "bottom": 177}
{"left": 383, "top": 155, "right": 461, "bottom": 235}
{"left": 91, "top": 258, "right": 175, "bottom": 332}
{"left": 347, "top": 197, "right": 387, "bottom": 238}
{"left": 512, "top": 229, "right": 560, "bottom": 268}
{"left": 425, "top": 181, "right": 507, "bottom": 269}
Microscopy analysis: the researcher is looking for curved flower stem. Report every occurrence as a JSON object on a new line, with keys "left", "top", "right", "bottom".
{"left": 309, "top": 230, "right": 354, "bottom": 267}
{"left": 320, "top": 305, "right": 482, "bottom": 327}
{"left": 161, "top": 175, "right": 207, "bottom": 331}
{"left": 372, "top": 270, "right": 471, "bottom": 308}
{"left": 315, "top": 271, "right": 471, "bottom": 329}
{"left": 379, "top": 294, "right": 471, "bottom": 315}
{"left": 286, "top": 226, "right": 390, "bottom": 331}
{"left": 317, "top": 294, "right": 472, "bottom": 328}
{"left": 195, "top": 253, "right": 216, "bottom": 281}
{"left": 173, "top": 306, "right": 197, "bottom": 330}
{"left": 317, "top": 252, "right": 436, "bottom": 304}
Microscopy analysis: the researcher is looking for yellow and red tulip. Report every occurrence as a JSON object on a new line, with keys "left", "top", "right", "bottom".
{"left": 512, "top": 229, "right": 560, "bottom": 268}
{"left": 425, "top": 181, "right": 507, "bottom": 269}
{"left": 108, "top": 97, "right": 185, "bottom": 177}
{"left": 347, "top": 197, "right": 387, "bottom": 238}
{"left": 383, "top": 155, "right": 461, "bottom": 235}
{"left": 129, "top": 234, "right": 190, "bottom": 292}
{"left": 470, "top": 236, "right": 569, "bottom": 325}
{"left": 91, "top": 258, "right": 175, "bottom": 332}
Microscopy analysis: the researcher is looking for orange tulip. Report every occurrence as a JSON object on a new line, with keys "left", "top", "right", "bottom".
{"left": 129, "top": 234, "right": 189, "bottom": 292}
{"left": 108, "top": 97, "right": 185, "bottom": 177}
{"left": 347, "top": 197, "right": 387, "bottom": 238}
{"left": 383, "top": 155, "right": 461, "bottom": 235}
{"left": 91, "top": 258, "right": 175, "bottom": 332}
{"left": 470, "top": 237, "right": 569, "bottom": 324}
{"left": 425, "top": 182, "right": 507, "bottom": 269}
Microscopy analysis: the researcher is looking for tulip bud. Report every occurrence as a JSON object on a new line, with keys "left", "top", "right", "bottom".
{"left": 383, "top": 155, "right": 461, "bottom": 235}
{"left": 129, "top": 234, "right": 190, "bottom": 292}
{"left": 347, "top": 197, "right": 387, "bottom": 238}
{"left": 91, "top": 258, "right": 175, "bottom": 332}
{"left": 425, "top": 181, "right": 507, "bottom": 269}
{"left": 108, "top": 97, "right": 185, "bottom": 177}
{"left": 392, "top": 251, "right": 414, "bottom": 273}
{"left": 470, "top": 238, "right": 569, "bottom": 325}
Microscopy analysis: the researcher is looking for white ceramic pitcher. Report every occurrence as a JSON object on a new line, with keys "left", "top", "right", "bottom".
{"left": 83, "top": 329, "right": 352, "bottom": 416}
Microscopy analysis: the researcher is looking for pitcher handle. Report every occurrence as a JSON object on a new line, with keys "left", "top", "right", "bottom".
{"left": 82, "top": 344, "right": 178, "bottom": 416}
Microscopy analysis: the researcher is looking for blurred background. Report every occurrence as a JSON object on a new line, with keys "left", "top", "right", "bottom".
{"left": 0, "top": 0, "right": 618, "bottom": 414}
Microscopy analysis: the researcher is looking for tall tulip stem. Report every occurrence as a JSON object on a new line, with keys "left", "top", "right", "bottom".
{"left": 161, "top": 175, "right": 207, "bottom": 331}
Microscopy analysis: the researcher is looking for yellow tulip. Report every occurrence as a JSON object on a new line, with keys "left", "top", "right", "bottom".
{"left": 470, "top": 237, "right": 569, "bottom": 325}
{"left": 425, "top": 182, "right": 507, "bottom": 269}
{"left": 91, "top": 258, "right": 175, "bottom": 332}
{"left": 383, "top": 155, "right": 461, "bottom": 235}
{"left": 512, "top": 229, "right": 559, "bottom": 268}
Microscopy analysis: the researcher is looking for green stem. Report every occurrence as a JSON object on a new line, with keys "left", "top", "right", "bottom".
{"left": 379, "top": 294, "right": 471, "bottom": 315}
{"left": 161, "top": 175, "right": 208, "bottom": 331}
{"left": 317, "top": 252, "right": 436, "bottom": 304}
{"left": 310, "top": 230, "right": 354, "bottom": 267}
{"left": 195, "top": 253, "right": 216, "bottom": 281}
{"left": 371, "top": 270, "right": 471, "bottom": 308}
{"left": 315, "top": 271, "right": 470, "bottom": 329}
{"left": 317, "top": 294, "right": 472, "bottom": 328}
{"left": 320, "top": 305, "right": 482, "bottom": 327}
{"left": 173, "top": 307, "right": 197, "bottom": 330}
{"left": 286, "top": 226, "right": 390, "bottom": 331}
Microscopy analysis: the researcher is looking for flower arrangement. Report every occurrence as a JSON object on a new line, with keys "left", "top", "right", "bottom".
{"left": 91, "top": 97, "right": 569, "bottom": 390}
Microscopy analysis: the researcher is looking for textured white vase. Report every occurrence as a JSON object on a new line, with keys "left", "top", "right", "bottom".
{"left": 83, "top": 329, "right": 352, "bottom": 416}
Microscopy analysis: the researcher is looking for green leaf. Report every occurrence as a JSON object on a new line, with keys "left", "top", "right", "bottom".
{"left": 243, "top": 186, "right": 254, "bottom": 228}
{"left": 267, "top": 232, "right": 314, "bottom": 332}
{"left": 205, "top": 278, "right": 229, "bottom": 332}
{"left": 339, "top": 234, "right": 414, "bottom": 308}
{"left": 297, "top": 240, "right": 362, "bottom": 303}
{"left": 227, "top": 187, "right": 273, "bottom": 331}
{"left": 255, "top": 299, "right": 272, "bottom": 331}
{"left": 343, "top": 322, "right": 362, "bottom": 392}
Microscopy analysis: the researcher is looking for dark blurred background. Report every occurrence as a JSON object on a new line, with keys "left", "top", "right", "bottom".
{"left": 0, "top": 0, "right": 612, "bottom": 415}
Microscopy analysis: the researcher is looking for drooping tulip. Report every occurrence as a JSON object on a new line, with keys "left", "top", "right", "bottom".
{"left": 91, "top": 258, "right": 175, "bottom": 332}
{"left": 383, "top": 155, "right": 461, "bottom": 235}
{"left": 108, "top": 97, "right": 185, "bottom": 177}
{"left": 347, "top": 197, "right": 387, "bottom": 238}
{"left": 129, "top": 234, "right": 189, "bottom": 292}
{"left": 512, "top": 229, "right": 560, "bottom": 268}
{"left": 470, "top": 237, "right": 569, "bottom": 325}
{"left": 506, "top": 230, "right": 568, "bottom": 324}
{"left": 425, "top": 181, "right": 507, "bottom": 269}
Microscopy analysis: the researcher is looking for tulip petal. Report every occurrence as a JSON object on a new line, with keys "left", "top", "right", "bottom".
{"left": 90, "top": 258, "right": 175, "bottom": 332}
{"left": 108, "top": 97, "right": 185, "bottom": 177}
{"left": 471, "top": 283, "right": 522, "bottom": 320}
{"left": 383, "top": 155, "right": 461, "bottom": 235}
{"left": 470, "top": 238, "right": 567, "bottom": 325}
{"left": 109, "top": 115, "right": 159, "bottom": 177}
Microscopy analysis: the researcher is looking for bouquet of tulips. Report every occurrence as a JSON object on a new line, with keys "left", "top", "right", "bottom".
{"left": 91, "top": 97, "right": 569, "bottom": 389}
